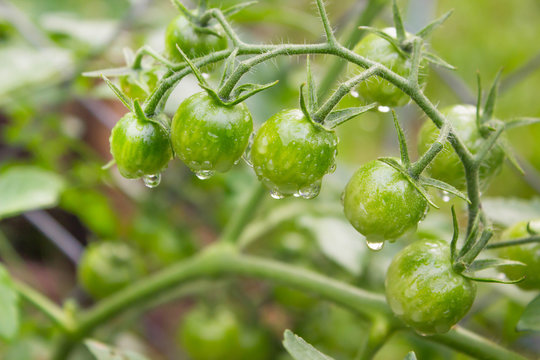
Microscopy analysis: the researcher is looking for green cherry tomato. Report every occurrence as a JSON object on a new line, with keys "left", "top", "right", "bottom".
{"left": 343, "top": 159, "right": 428, "bottom": 247}
{"left": 165, "top": 13, "right": 228, "bottom": 64}
{"left": 179, "top": 306, "right": 242, "bottom": 360}
{"left": 417, "top": 105, "right": 505, "bottom": 191}
{"left": 77, "top": 242, "right": 146, "bottom": 299}
{"left": 251, "top": 109, "right": 338, "bottom": 199}
{"left": 385, "top": 239, "right": 476, "bottom": 335}
{"left": 349, "top": 27, "right": 429, "bottom": 107}
{"left": 118, "top": 68, "right": 159, "bottom": 101}
{"left": 171, "top": 92, "right": 253, "bottom": 179}
{"left": 496, "top": 221, "right": 540, "bottom": 290}
{"left": 110, "top": 112, "right": 172, "bottom": 179}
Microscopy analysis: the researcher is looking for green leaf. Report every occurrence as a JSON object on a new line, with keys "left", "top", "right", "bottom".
{"left": 404, "top": 351, "right": 417, "bottom": 360}
{"left": 419, "top": 176, "right": 470, "bottom": 203}
{"left": 377, "top": 158, "right": 438, "bottom": 208}
{"left": 0, "top": 265, "right": 19, "bottom": 340}
{"left": 323, "top": 104, "right": 377, "bottom": 129}
{"left": 283, "top": 330, "right": 335, "bottom": 360}
{"left": 0, "top": 166, "right": 65, "bottom": 220}
{"left": 298, "top": 216, "right": 366, "bottom": 276}
{"left": 517, "top": 294, "right": 540, "bottom": 332}
{"left": 85, "top": 340, "right": 149, "bottom": 360}
{"left": 416, "top": 10, "right": 453, "bottom": 39}
{"left": 423, "top": 52, "right": 456, "bottom": 70}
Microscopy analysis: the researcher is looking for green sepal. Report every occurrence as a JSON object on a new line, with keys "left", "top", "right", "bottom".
{"left": 299, "top": 83, "right": 315, "bottom": 124}
{"left": 499, "top": 140, "right": 524, "bottom": 174}
{"left": 504, "top": 117, "right": 540, "bottom": 130}
{"left": 175, "top": 44, "right": 209, "bottom": 87}
{"left": 323, "top": 104, "right": 377, "bottom": 129}
{"left": 416, "top": 10, "right": 454, "bottom": 39}
{"left": 192, "top": 24, "right": 223, "bottom": 37}
{"left": 450, "top": 206, "right": 459, "bottom": 261}
{"left": 225, "top": 80, "right": 279, "bottom": 106}
{"left": 306, "top": 56, "right": 318, "bottom": 113}
{"left": 459, "top": 229, "right": 494, "bottom": 268}
{"left": 467, "top": 258, "right": 526, "bottom": 272}
{"left": 391, "top": 110, "right": 410, "bottom": 167}
{"left": 123, "top": 47, "right": 136, "bottom": 67}
{"left": 219, "top": 48, "right": 239, "bottom": 88}
{"left": 419, "top": 176, "right": 470, "bottom": 203}
{"left": 101, "top": 75, "right": 133, "bottom": 111}
{"left": 481, "top": 69, "right": 502, "bottom": 124}
{"left": 423, "top": 52, "right": 456, "bottom": 70}
{"left": 476, "top": 72, "right": 483, "bottom": 129}
{"left": 133, "top": 100, "right": 170, "bottom": 133}
{"left": 170, "top": 0, "right": 198, "bottom": 22}
{"left": 377, "top": 157, "right": 438, "bottom": 208}
{"left": 358, "top": 26, "right": 408, "bottom": 58}
{"left": 222, "top": 1, "right": 258, "bottom": 16}
{"left": 392, "top": 0, "right": 406, "bottom": 43}
{"left": 461, "top": 272, "right": 525, "bottom": 284}
{"left": 457, "top": 212, "right": 481, "bottom": 260}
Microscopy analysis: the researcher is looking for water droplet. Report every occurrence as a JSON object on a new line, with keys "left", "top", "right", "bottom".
{"left": 299, "top": 182, "right": 321, "bottom": 199}
{"left": 440, "top": 190, "right": 451, "bottom": 202}
{"left": 377, "top": 106, "right": 390, "bottom": 113}
{"left": 270, "top": 188, "right": 286, "bottom": 199}
{"left": 340, "top": 191, "right": 345, "bottom": 205}
{"left": 143, "top": 173, "right": 161, "bottom": 188}
{"left": 202, "top": 72, "right": 210, "bottom": 79}
{"left": 242, "top": 132, "right": 255, "bottom": 167}
{"left": 366, "top": 238, "right": 385, "bottom": 251}
{"left": 194, "top": 170, "right": 215, "bottom": 180}
{"left": 350, "top": 89, "right": 359, "bottom": 98}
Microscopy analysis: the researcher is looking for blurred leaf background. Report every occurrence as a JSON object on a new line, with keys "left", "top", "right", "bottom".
{"left": 0, "top": 0, "right": 540, "bottom": 359}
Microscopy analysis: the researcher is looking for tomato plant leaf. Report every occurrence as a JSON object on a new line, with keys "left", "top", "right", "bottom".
{"left": 283, "top": 330, "right": 335, "bottom": 360}
{"left": 0, "top": 166, "right": 65, "bottom": 220}
{"left": 0, "top": 264, "right": 19, "bottom": 340}
{"left": 85, "top": 339, "right": 149, "bottom": 360}
{"left": 517, "top": 294, "right": 540, "bottom": 332}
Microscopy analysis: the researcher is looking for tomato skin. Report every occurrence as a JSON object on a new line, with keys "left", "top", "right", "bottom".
{"left": 77, "top": 242, "right": 146, "bottom": 299}
{"left": 118, "top": 69, "right": 158, "bottom": 101}
{"left": 171, "top": 92, "right": 253, "bottom": 175}
{"left": 110, "top": 113, "right": 172, "bottom": 179}
{"left": 164, "top": 14, "right": 228, "bottom": 63}
{"left": 349, "top": 27, "right": 429, "bottom": 107}
{"left": 417, "top": 105, "right": 505, "bottom": 191}
{"left": 343, "top": 159, "right": 427, "bottom": 242}
{"left": 179, "top": 306, "right": 242, "bottom": 360}
{"left": 251, "top": 109, "right": 338, "bottom": 198}
{"left": 497, "top": 221, "right": 540, "bottom": 290}
{"left": 385, "top": 239, "right": 476, "bottom": 335}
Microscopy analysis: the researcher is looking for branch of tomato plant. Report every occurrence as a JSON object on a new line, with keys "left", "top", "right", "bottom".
{"left": 486, "top": 235, "right": 540, "bottom": 249}
{"left": 46, "top": 243, "right": 527, "bottom": 360}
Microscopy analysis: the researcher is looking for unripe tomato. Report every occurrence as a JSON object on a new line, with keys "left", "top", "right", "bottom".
{"left": 171, "top": 92, "right": 253, "bottom": 179}
{"left": 343, "top": 159, "right": 427, "bottom": 247}
{"left": 385, "top": 239, "right": 476, "bottom": 335}
{"left": 77, "top": 242, "right": 146, "bottom": 299}
{"left": 496, "top": 221, "right": 540, "bottom": 290}
{"left": 349, "top": 28, "right": 429, "bottom": 107}
{"left": 251, "top": 109, "right": 338, "bottom": 199}
{"left": 178, "top": 306, "right": 242, "bottom": 360}
{"left": 164, "top": 14, "right": 228, "bottom": 63}
{"left": 118, "top": 68, "right": 159, "bottom": 101}
{"left": 110, "top": 112, "right": 172, "bottom": 179}
{"left": 417, "top": 105, "right": 505, "bottom": 191}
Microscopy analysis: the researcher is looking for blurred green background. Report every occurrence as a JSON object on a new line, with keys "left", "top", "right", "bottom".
{"left": 1, "top": 0, "right": 540, "bottom": 359}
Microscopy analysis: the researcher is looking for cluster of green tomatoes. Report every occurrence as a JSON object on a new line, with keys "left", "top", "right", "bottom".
{"left": 101, "top": 4, "right": 539, "bottom": 342}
